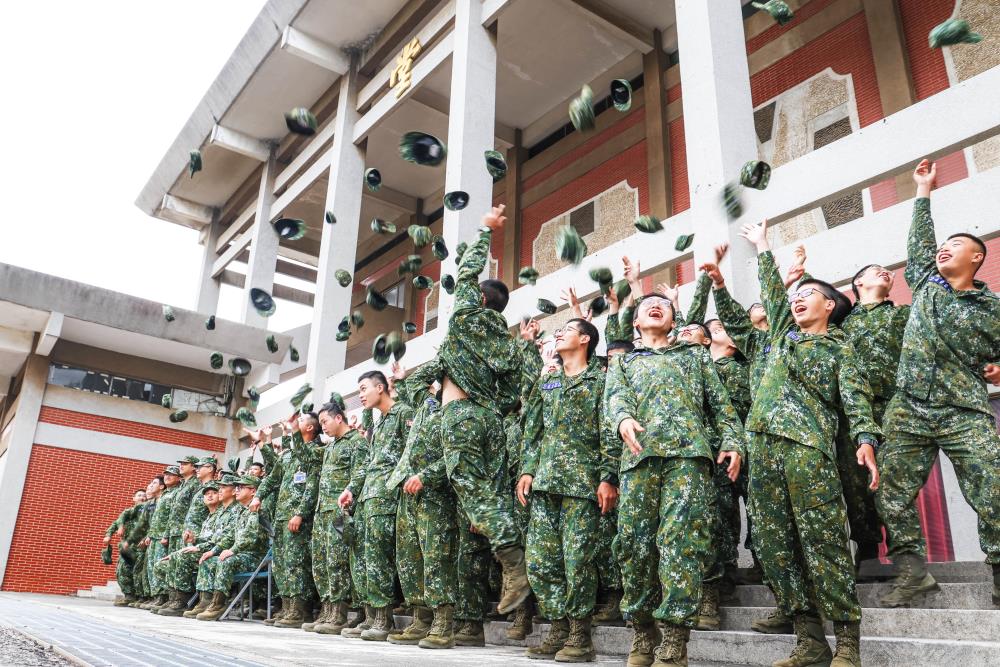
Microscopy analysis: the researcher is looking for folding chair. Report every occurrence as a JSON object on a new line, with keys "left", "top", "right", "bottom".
{"left": 219, "top": 548, "right": 273, "bottom": 621}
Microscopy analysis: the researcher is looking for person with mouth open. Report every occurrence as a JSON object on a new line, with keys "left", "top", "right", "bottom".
{"left": 604, "top": 288, "right": 745, "bottom": 667}
{"left": 876, "top": 159, "right": 1000, "bottom": 611}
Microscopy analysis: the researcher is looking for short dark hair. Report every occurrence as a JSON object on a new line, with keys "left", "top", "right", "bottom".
{"left": 358, "top": 370, "right": 389, "bottom": 391}
{"left": 747, "top": 302, "right": 764, "bottom": 312}
{"left": 850, "top": 264, "right": 877, "bottom": 301}
{"left": 704, "top": 318, "right": 722, "bottom": 330}
{"left": 134, "top": 489, "right": 145, "bottom": 496}
{"left": 947, "top": 233, "right": 987, "bottom": 273}
{"left": 153, "top": 476, "right": 165, "bottom": 488}
{"left": 480, "top": 279, "right": 509, "bottom": 312}
{"left": 300, "top": 412, "right": 320, "bottom": 432}
{"left": 568, "top": 318, "right": 600, "bottom": 359}
{"left": 248, "top": 462, "right": 264, "bottom": 472}
{"left": 319, "top": 401, "right": 346, "bottom": 420}
{"left": 684, "top": 322, "right": 711, "bottom": 340}
{"left": 800, "top": 278, "right": 852, "bottom": 326}
{"left": 606, "top": 340, "right": 635, "bottom": 355}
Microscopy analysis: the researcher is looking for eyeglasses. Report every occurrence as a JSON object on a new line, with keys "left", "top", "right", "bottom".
{"left": 638, "top": 296, "right": 671, "bottom": 310}
{"left": 554, "top": 326, "right": 581, "bottom": 337}
{"left": 789, "top": 287, "right": 832, "bottom": 302}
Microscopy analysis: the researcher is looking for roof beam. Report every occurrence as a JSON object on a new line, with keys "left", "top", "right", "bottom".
{"left": 157, "top": 194, "right": 215, "bottom": 228}
{"left": 212, "top": 231, "right": 252, "bottom": 278}
{"left": 219, "top": 270, "right": 315, "bottom": 307}
{"left": 35, "top": 312, "right": 63, "bottom": 356}
{"left": 210, "top": 124, "right": 272, "bottom": 162}
{"left": 232, "top": 249, "right": 319, "bottom": 283}
{"left": 552, "top": 0, "right": 655, "bottom": 53}
{"left": 359, "top": 0, "right": 445, "bottom": 76}
{"left": 281, "top": 25, "right": 351, "bottom": 74}
{"left": 364, "top": 185, "right": 420, "bottom": 215}
{"left": 481, "top": 0, "right": 518, "bottom": 27}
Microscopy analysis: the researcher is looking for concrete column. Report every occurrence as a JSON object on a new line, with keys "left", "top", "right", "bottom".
{"left": 501, "top": 129, "right": 524, "bottom": 290}
{"left": 438, "top": 0, "right": 498, "bottom": 319}
{"left": 0, "top": 354, "right": 48, "bottom": 588}
{"left": 194, "top": 214, "right": 223, "bottom": 314}
{"left": 305, "top": 60, "right": 366, "bottom": 394}
{"left": 643, "top": 29, "right": 673, "bottom": 219}
{"left": 240, "top": 147, "right": 279, "bottom": 328}
{"left": 675, "top": 0, "right": 759, "bottom": 305}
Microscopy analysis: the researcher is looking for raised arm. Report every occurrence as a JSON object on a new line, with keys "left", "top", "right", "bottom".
{"left": 905, "top": 159, "right": 939, "bottom": 288}
{"left": 683, "top": 272, "right": 712, "bottom": 325}
{"left": 738, "top": 219, "right": 792, "bottom": 337}
{"left": 454, "top": 206, "right": 505, "bottom": 312}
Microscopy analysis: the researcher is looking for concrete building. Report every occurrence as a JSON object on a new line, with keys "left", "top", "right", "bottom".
{"left": 135, "top": 0, "right": 1000, "bottom": 565}
{"left": 0, "top": 264, "right": 290, "bottom": 593}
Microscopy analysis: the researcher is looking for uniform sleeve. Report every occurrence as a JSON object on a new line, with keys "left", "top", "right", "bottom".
{"left": 105, "top": 509, "right": 127, "bottom": 537}
{"left": 905, "top": 198, "right": 937, "bottom": 289}
{"left": 685, "top": 272, "right": 713, "bottom": 325}
{"left": 259, "top": 441, "right": 278, "bottom": 472}
{"left": 618, "top": 306, "right": 635, "bottom": 341}
{"left": 347, "top": 434, "right": 370, "bottom": 497}
{"left": 712, "top": 286, "right": 756, "bottom": 360}
{"left": 417, "top": 417, "right": 449, "bottom": 487}
{"left": 519, "top": 377, "right": 544, "bottom": 477}
{"left": 454, "top": 230, "right": 491, "bottom": 313}
{"left": 184, "top": 498, "right": 209, "bottom": 535}
{"left": 256, "top": 458, "right": 282, "bottom": 503}
{"left": 232, "top": 514, "right": 266, "bottom": 555}
{"left": 124, "top": 506, "right": 150, "bottom": 543}
{"left": 597, "top": 374, "right": 620, "bottom": 485}
{"left": 837, "top": 341, "right": 882, "bottom": 443}
{"left": 604, "top": 356, "right": 638, "bottom": 438}
{"left": 215, "top": 512, "right": 240, "bottom": 551}
{"left": 700, "top": 352, "right": 747, "bottom": 456}
{"left": 604, "top": 312, "right": 623, "bottom": 344}
{"left": 296, "top": 470, "right": 319, "bottom": 520}
{"left": 758, "top": 251, "right": 793, "bottom": 338}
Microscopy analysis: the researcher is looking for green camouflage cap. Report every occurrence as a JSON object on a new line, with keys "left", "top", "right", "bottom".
{"left": 364, "top": 168, "right": 381, "bottom": 192}
{"left": 610, "top": 79, "right": 632, "bottom": 112}
{"left": 443, "top": 191, "right": 469, "bottom": 211}
{"left": 399, "top": 131, "right": 446, "bottom": 166}
{"left": 386, "top": 331, "right": 406, "bottom": 361}
{"left": 413, "top": 275, "right": 433, "bottom": 290}
{"left": 236, "top": 475, "right": 261, "bottom": 488}
{"left": 197, "top": 456, "right": 218, "bottom": 468}
{"left": 485, "top": 150, "right": 507, "bottom": 182}
{"left": 613, "top": 279, "right": 631, "bottom": 303}
{"left": 284, "top": 107, "right": 317, "bottom": 136}
{"left": 162, "top": 305, "right": 175, "bottom": 322}
{"left": 328, "top": 392, "right": 346, "bottom": 411}
{"left": 929, "top": 18, "right": 983, "bottom": 48}
{"left": 722, "top": 183, "right": 743, "bottom": 220}
{"left": 178, "top": 455, "right": 200, "bottom": 465}
{"left": 338, "top": 316, "right": 351, "bottom": 334}
{"left": 249, "top": 288, "right": 276, "bottom": 317}
{"left": 589, "top": 296, "right": 609, "bottom": 317}
{"left": 555, "top": 226, "right": 588, "bottom": 265}
{"left": 335, "top": 330, "right": 351, "bottom": 342}
{"left": 188, "top": 150, "right": 202, "bottom": 178}
{"left": 228, "top": 358, "right": 252, "bottom": 377}
{"left": 372, "top": 334, "right": 391, "bottom": 365}
{"left": 163, "top": 465, "right": 181, "bottom": 476}
{"left": 674, "top": 234, "right": 695, "bottom": 252}
{"left": 273, "top": 218, "right": 306, "bottom": 241}
{"left": 455, "top": 242, "right": 468, "bottom": 263}
{"left": 235, "top": 407, "right": 257, "bottom": 429}
{"left": 403, "top": 321, "right": 417, "bottom": 334}
{"left": 752, "top": 1, "right": 794, "bottom": 25}
{"left": 740, "top": 160, "right": 771, "bottom": 190}
{"left": 634, "top": 215, "right": 663, "bottom": 234}
{"left": 209, "top": 352, "right": 223, "bottom": 370}
{"left": 205, "top": 315, "right": 215, "bottom": 330}
{"left": 352, "top": 310, "right": 365, "bottom": 329}
{"left": 371, "top": 218, "right": 396, "bottom": 235}
{"left": 247, "top": 386, "right": 260, "bottom": 407}
{"left": 441, "top": 274, "right": 455, "bottom": 295}
{"left": 289, "top": 345, "right": 300, "bottom": 363}
{"left": 408, "top": 224, "right": 432, "bottom": 247}
{"left": 537, "top": 298, "right": 557, "bottom": 315}
{"left": 568, "top": 85, "right": 596, "bottom": 133}
{"left": 518, "top": 267, "right": 540, "bottom": 286}
{"left": 335, "top": 269, "right": 352, "bottom": 287}
{"left": 366, "top": 285, "right": 389, "bottom": 311}
{"left": 432, "top": 235, "right": 449, "bottom": 261}
{"left": 397, "top": 255, "right": 423, "bottom": 276}
{"left": 266, "top": 334, "right": 279, "bottom": 354}
{"left": 325, "top": 210, "right": 336, "bottom": 225}
{"left": 201, "top": 481, "right": 220, "bottom": 493}
{"left": 290, "top": 382, "right": 312, "bottom": 410}
{"left": 218, "top": 474, "right": 239, "bottom": 487}
{"left": 161, "top": 394, "right": 172, "bottom": 409}
{"left": 588, "top": 267, "right": 613, "bottom": 287}
{"left": 169, "top": 410, "right": 188, "bottom": 424}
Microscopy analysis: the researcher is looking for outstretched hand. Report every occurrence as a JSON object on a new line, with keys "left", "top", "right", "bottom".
{"left": 739, "top": 219, "right": 770, "bottom": 253}
{"left": 857, "top": 443, "right": 880, "bottom": 491}
{"left": 482, "top": 204, "right": 507, "bottom": 232}
{"left": 913, "top": 159, "right": 937, "bottom": 198}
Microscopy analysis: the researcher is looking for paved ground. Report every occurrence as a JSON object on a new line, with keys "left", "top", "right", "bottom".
{"left": 0, "top": 593, "right": 746, "bottom": 666}
{"left": 0, "top": 628, "right": 70, "bottom": 667}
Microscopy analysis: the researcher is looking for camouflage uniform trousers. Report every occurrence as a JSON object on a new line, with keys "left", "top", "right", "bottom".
{"left": 877, "top": 398, "right": 1000, "bottom": 565}
{"left": 706, "top": 462, "right": 739, "bottom": 583}
{"left": 115, "top": 548, "right": 139, "bottom": 598}
{"left": 396, "top": 491, "right": 458, "bottom": 608}
{"left": 153, "top": 549, "right": 199, "bottom": 593}
{"left": 526, "top": 492, "right": 599, "bottom": 620}
{"left": 146, "top": 540, "right": 169, "bottom": 595}
{"left": 615, "top": 456, "right": 713, "bottom": 627}
{"left": 595, "top": 509, "right": 622, "bottom": 595}
{"left": 273, "top": 519, "right": 316, "bottom": 599}
{"left": 836, "top": 415, "right": 882, "bottom": 551}
{"left": 211, "top": 552, "right": 263, "bottom": 594}
{"left": 196, "top": 554, "right": 220, "bottom": 592}
{"left": 132, "top": 547, "right": 149, "bottom": 597}
{"left": 348, "top": 509, "right": 366, "bottom": 607}
{"left": 442, "top": 399, "right": 520, "bottom": 551}
{"left": 360, "top": 499, "right": 397, "bottom": 608}
{"left": 748, "top": 433, "right": 861, "bottom": 622}
{"left": 456, "top": 513, "right": 492, "bottom": 623}
{"left": 312, "top": 509, "right": 352, "bottom": 604}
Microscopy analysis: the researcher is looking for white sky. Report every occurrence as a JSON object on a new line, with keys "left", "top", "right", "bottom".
{"left": 0, "top": 1, "right": 311, "bottom": 331}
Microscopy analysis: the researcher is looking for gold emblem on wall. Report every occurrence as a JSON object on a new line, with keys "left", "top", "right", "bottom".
{"left": 390, "top": 38, "right": 423, "bottom": 98}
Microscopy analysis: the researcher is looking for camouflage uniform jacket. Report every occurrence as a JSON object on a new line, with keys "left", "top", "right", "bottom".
{"left": 229, "top": 505, "right": 268, "bottom": 558}
{"left": 183, "top": 481, "right": 212, "bottom": 536}
{"left": 745, "top": 251, "right": 880, "bottom": 460}
{"left": 105, "top": 505, "right": 139, "bottom": 538}
{"left": 256, "top": 434, "right": 320, "bottom": 521}
{"left": 522, "top": 357, "right": 619, "bottom": 499}
{"left": 358, "top": 401, "right": 414, "bottom": 505}
{"left": 148, "top": 487, "right": 177, "bottom": 539}
{"left": 713, "top": 284, "right": 770, "bottom": 390}
{"left": 438, "top": 228, "right": 521, "bottom": 415}
{"left": 715, "top": 356, "right": 751, "bottom": 423}
{"left": 895, "top": 198, "right": 1000, "bottom": 416}
{"left": 841, "top": 300, "right": 910, "bottom": 405}
{"left": 344, "top": 428, "right": 372, "bottom": 499}
{"left": 304, "top": 429, "right": 369, "bottom": 514}
{"left": 504, "top": 412, "right": 524, "bottom": 482}
{"left": 676, "top": 272, "right": 713, "bottom": 327}
{"left": 388, "top": 362, "right": 449, "bottom": 498}
{"left": 605, "top": 342, "right": 747, "bottom": 473}
{"left": 191, "top": 507, "right": 220, "bottom": 547}
{"left": 125, "top": 499, "right": 155, "bottom": 544}
{"left": 196, "top": 502, "right": 244, "bottom": 552}
{"left": 168, "top": 476, "right": 201, "bottom": 537}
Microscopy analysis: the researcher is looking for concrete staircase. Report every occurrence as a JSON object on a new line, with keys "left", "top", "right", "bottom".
{"left": 473, "top": 562, "right": 999, "bottom": 666}
{"left": 76, "top": 580, "right": 121, "bottom": 601}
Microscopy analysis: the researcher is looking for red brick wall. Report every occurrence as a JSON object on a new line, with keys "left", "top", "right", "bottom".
{"left": 38, "top": 406, "right": 226, "bottom": 452}
{"left": 1, "top": 446, "right": 163, "bottom": 595}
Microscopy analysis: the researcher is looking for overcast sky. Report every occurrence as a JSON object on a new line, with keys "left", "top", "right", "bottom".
{"left": 0, "top": 1, "right": 311, "bottom": 331}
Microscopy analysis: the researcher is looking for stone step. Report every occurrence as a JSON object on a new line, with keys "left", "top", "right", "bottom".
{"left": 730, "top": 581, "right": 995, "bottom": 610}
{"left": 76, "top": 580, "right": 121, "bottom": 601}
{"left": 855, "top": 560, "right": 992, "bottom": 583}
{"left": 719, "top": 606, "right": 1000, "bottom": 642}
{"left": 485, "top": 620, "right": 1000, "bottom": 666}
{"left": 75, "top": 589, "right": 95, "bottom": 598}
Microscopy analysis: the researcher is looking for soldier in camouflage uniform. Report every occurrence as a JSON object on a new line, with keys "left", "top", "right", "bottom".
{"left": 104, "top": 488, "right": 147, "bottom": 606}
{"left": 196, "top": 475, "right": 269, "bottom": 621}
{"left": 157, "top": 456, "right": 217, "bottom": 614}
{"left": 127, "top": 477, "right": 161, "bottom": 606}
{"left": 337, "top": 371, "right": 412, "bottom": 641}
{"left": 377, "top": 360, "right": 457, "bottom": 648}
{"left": 251, "top": 413, "right": 321, "bottom": 628}
{"left": 191, "top": 475, "right": 245, "bottom": 620}
{"left": 605, "top": 291, "right": 745, "bottom": 667}
{"left": 437, "top": 205, "right": 533, "bottom": 622}
{"left": 877, "top": 160, "right": 1000, "bottom": 609}
{"left": 517, "top": 318, "right": 617, "bottom": 662}
{"left": 738, "top": 218, "right": 881, "bottom": 667}
{"left": 142, "top": 466, "right": 180, "bottom": 610}
{"left": 298, "top": 399, "right": 367, "bottom": 634}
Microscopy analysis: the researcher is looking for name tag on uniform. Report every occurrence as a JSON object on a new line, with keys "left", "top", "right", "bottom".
{"left": 763, "top": 344, "right": 771, "bottom": 354}
{"left": 928, "top": 274, "right": 953, "bottom": 292}
{"left": 625, "top": 350, "right": 653, "bottom": 363}
{"left": 541, "top": 381, "right": 562, "bottom": 391}
{"left": 293, "top": 471, "right": 307, "bottom": 484}
{"left": 787, "top": 331, "right": 802, "bottom": 342}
